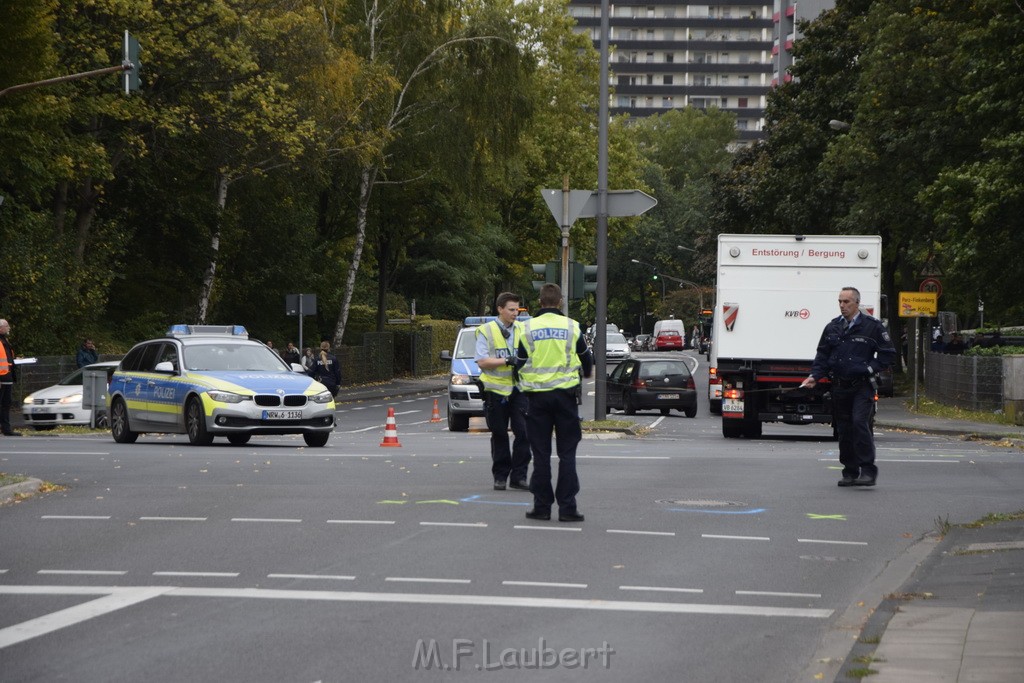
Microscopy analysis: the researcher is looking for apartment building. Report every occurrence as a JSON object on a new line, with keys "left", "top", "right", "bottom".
{"left": 567, "top": 1, "right": 834, "bottom": 145}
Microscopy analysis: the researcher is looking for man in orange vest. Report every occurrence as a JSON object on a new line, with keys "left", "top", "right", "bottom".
{"left": 0, "top": 318, "right": 20, "bottom": 436}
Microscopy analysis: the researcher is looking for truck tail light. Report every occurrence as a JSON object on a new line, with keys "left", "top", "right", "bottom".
{"left": 723, "top": 388, "right": 744, "bottom": 399}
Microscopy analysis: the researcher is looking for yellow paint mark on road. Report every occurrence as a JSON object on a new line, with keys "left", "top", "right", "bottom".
{"left": 377, "top": 500, "right": 408, "bottom": 505}
{"left": 807, "top": 513, "right": 847, "bottom": 521}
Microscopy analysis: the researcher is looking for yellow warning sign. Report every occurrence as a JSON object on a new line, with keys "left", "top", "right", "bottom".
{"left": 899, "top": 291, "right": 938, "bottom": 317}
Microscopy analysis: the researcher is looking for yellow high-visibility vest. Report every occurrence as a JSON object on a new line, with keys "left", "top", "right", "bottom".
{"left": 476, "top": 320, "right": 519, "bottom": 396}
{"left": 519, "top": 312, "right": 581, "bottom": 392}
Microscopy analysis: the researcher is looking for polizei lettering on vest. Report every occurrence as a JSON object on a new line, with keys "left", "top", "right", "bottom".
{"left": 530, "top": 328, "right": 569, "bottom": 341}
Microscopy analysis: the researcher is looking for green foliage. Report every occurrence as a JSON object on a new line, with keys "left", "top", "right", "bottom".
{"left": 965, "top": 346, "right": 1024, "bottom": 357}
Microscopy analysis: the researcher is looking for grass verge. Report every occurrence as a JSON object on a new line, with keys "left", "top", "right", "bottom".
{"left": 906, "top": 396, "right": 1016, "bottom": 426}
{"left": 0, "top": 473, "right": 29, "bottom": 487}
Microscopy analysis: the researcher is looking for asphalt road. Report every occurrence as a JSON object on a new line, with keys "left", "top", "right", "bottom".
{"left": 2, "top": 353, "right": 1022, "bottom": 682}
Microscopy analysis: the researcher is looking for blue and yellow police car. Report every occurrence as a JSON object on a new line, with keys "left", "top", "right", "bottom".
{"left": 107, "top": 325, "right": 336, "bottom": 446}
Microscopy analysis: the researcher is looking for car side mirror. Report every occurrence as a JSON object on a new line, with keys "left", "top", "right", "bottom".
{"left": 290, "top": 363, "right": 306, "bottom": 373}
{"left": 154, "top": 361, "right": 176, "bottom": 373}
{"left": 440, "top": 350, "right": 453, "bottom": 361}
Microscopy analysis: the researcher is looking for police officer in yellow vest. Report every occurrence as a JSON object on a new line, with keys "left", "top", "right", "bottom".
{"left": 475, "top": 292, "right": 531, "bottom": 491}
{"left": 514, "top": 284, "right": 593, "bottom": 522}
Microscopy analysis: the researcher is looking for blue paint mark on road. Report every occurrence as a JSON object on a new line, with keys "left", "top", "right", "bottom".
{"left": 461, "top": 494, "right": 530, "bottom": 507}
{"left": 667, "top": 508, "right": 766, "bottom": 515}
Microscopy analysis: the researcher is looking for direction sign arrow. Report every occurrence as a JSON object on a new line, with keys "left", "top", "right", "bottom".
{"left": 579, "top": 189, "right": 658, "bottom": 218}
{"left": 542, "top": 189, "right": 658, "bottom": 226}
{"left": 541, "top": 189, "right": 594, "bottom": 227}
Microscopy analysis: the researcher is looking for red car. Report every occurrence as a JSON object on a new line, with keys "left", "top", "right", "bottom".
{"left": 655, "top": 331, "right": 684, "bottom": 351}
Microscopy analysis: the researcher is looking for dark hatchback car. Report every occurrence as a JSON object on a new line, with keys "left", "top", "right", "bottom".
{"left": 605, "top": 354, "right": 698, "bottom": 417}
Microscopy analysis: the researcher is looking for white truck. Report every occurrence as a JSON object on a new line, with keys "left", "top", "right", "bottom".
{"left": 709, "top": 234, "right": 883, "bottom": 438}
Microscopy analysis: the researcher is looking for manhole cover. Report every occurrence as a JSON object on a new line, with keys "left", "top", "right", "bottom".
{"left": 657, "top": 499, "right": 746, "bottom": 507}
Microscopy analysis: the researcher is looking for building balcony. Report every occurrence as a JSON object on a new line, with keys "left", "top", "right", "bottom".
{"left": 573, "top": 16, "right": 773, "bottom": 30}
{"left": 602, "top": 38, "right": 772, "bottom": 52}
{"left": 611, "top": 61, "right": 773, "bottom": 74}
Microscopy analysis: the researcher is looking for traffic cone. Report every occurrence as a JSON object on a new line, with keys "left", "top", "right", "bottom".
{"left": 380, "top": 406, "right": 402, "bottom": 447}
{"left": 430, "top": 399, "right": 442, "bottom": 423}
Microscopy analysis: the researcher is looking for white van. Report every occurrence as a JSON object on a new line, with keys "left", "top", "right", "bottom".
{"left": 652, "top": 319, "right": 686, "bottom": 350}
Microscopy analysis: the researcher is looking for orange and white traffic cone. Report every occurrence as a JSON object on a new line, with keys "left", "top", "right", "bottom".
{"left": 430, "top": 399, "right": 442, "bottom": 423}
{"left": 380, "top": 406, "right": 402, "bottom": 447}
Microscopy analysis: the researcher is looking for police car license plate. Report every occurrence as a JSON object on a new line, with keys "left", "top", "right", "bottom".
{"left": 263, "top": 410, "right": 302, "bottom": 420}
{"left": 657, "top": 393, "right": 680, "bottom": 400}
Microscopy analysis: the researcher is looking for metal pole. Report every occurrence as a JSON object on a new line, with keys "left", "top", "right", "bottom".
{"left": 561, "top": 175, "right": 570, "bottom": 316}
{"left": 298, "top": 296, "right": 304, "bottom": 354}
{"left": 593, "top": 0, "right": 610, "bottom": 420}
{"left": 913, "top": 317, "right": 920, "bottom": 410}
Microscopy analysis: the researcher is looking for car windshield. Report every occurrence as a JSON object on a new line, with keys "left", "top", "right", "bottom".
{"left": 607, "top": 333, "right": 627, "bottom": 344}
{"left": 58, "top": 369, "right": 85, "bottom": 386}
{"left": 455, "top": 330, "right": 479, "bottom": 359}
{"left": 185, "top": 343, "right": 289, "bottom": 372}
{"left": 639, "top": 361, "right": 690, "bottom": 379}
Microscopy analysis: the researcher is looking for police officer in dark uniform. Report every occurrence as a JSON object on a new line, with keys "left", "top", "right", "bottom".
{"left": 801, "top": 287, "right": 895, "bottom": 487}
{"left": 515, "top": 284, "right": 593, "bottom": 522}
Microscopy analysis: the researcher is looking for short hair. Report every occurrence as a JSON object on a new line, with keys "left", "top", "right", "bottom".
{"left": 495, "top": 292, "right": 521, "bottom": 310}
{"left": 841, "top": 287, "right": 861, "bottom": 303}
{"left": 539, "top": 283, "right": 562, "bottom": 308}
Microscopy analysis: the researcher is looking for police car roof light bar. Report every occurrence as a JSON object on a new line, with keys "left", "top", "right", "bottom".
{"left": 167, "top": 324, "right": 249, "bottom": 338}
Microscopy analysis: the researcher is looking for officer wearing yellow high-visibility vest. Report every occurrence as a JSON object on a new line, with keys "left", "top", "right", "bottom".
{"left": 474, "top": 292, "right": 531, "bottom": 491}
{"left": 514, "top": 284, "right": 593, "bottom": 522}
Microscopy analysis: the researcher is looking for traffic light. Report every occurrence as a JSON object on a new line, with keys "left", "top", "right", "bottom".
{"left": 531, "top": 260, "right": 559, "bottom": 291}
{"left": 652, "top": 271, "right": 659, "bottom": 280}
{"left": 570, "top": 262, "right": 598, "bottom": 300}
{"left": 123, "top": 31, "right": 141, "bottom": 93}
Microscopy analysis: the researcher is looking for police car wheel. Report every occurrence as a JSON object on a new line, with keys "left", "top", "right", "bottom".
{"left": 227, "top": 434, "right": 251, "bottom": 446}
{"left": 111, "top": 398, "right": 138, "bottom": 444}
{"left": 186, "top": 398, "right": 214, "bottom": 446}
{"left": 303, "top": 432, "right": 330, "bottom": 447}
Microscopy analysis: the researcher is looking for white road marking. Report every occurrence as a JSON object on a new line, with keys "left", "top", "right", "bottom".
{"left": 736, "top": 590, "right": 822, "bottom": 598}
{"left": 40, "top": 515, "right": 110, "bottom": 520}
{"left": 702, "top": 534, "right": 771, "bottom": 541}
{"left": 816, "top": 458, "right": 959, "bottom": 464}
{"left": 0, "top": 585, "right": 833, "bottom": 629}
{"left": 650, "top": 416, "right": 666, "bottom": 428}
{"left": 5, "top": 451, "right": 110, "bottom": 455}
{"left": 0, "top": 586, "right": 173, "bottom": 649}
{"left": 326, "top": 519, "right": 395, "bottom": 525}
{"left": 798, "top": 538, "right": 869, "bottom": 546}
{"left": 139, "top": 516, "right": 207, "bottom": 522}
{"left": 385, "top": 577, "right": 471, "bottom": 585}
{"left": 152, "top": 572, "right": 239, "bottom": 578}
{"left": 513, "top": 525, "right": 582, "bottom": 532}
{"left": 578, "top": 455, "right": 670, "bottom": 460}
{"left": 619, "top": 585, "right": 703, "bottom": 594}
{"left": 503, "top": 581, "right": 588, "bottom": 589}
{"left": 419, "top": 522, "right": 488, "bottom": 528}
{"left": 230, "top": 518, "right": 301, "bottom": 523}
{"left": 267, "top": 574, "right": 356, "bottom": 581}
{"left": 0, "top": 570, "right": 7, "bottom": 574}
{"left": 344, "top": 426, "right": 380, "bottom": 433}
{"left": 37, "top": 570, "right": 127, "bottom": 576}
{"left": 606, "top": 529, "right": 676, "bottom": 537}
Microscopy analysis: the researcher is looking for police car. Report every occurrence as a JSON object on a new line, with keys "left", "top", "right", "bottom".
{"left": 439, "top": 314, "right": 528, "bottom": 432}
{"left": 107, "top": 325, "right": 336, "bottom": 446}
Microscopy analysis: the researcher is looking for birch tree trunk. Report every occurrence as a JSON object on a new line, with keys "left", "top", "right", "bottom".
{"left": 197, "top": 172, "right": 230, "bottom": 324}
{"left": 332, "top": 164, "right": 377, "bottom": 345}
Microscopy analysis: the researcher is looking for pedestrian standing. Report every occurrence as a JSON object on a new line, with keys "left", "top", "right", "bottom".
{"left": 301, "top": 347, "right": 315, "bottom": 371}
{"left": 801, "top": 287, "right": 895, "bottom": 487}
{"left": 515, "top": 284, "right": 593, "bottom": 522}
{"left": 475, "top": 292, "right": 531, "bottom": 491}
{"left": 282, "top": 341, "right": 301, "bottom": 366}
{"left": 76, "top": 338, "right": 98, "bottom": 368}
{"left": 0, "top": 319, "right": 22, "bottom": 436}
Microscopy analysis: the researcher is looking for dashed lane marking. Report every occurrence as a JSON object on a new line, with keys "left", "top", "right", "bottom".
{"left": 735, "top": 590, "right": 821, "bottom": 599}
{"left": 503, "top": 581, "right": 587, "bottom": 589}
{"left": 231, "top": 518, "right": 302, "bottom": 523}
{"left": 619, "top": 586, "right": 703, "bottom": 594}
{"left": 3, "top": 451, "right": 111, "bottom": 455}
{"left": 40, "top": 515, "right": 110, "bottom": 520}
{"left": 37, "top": 570, "right": 127, "bottom": 576}
{"left": 817, "top": 458, "right": 959, "bottom": 464}
{"left": 702, "top": 534, "right": 770, "bottom": 541}
{"left": 139, "top": 517, "right": 207, "bottom": 522}
{"left": 578, "top": 455, "right": 670, "bottom": 460}
{"left": 606, "top": 529, "right": 676, "bottom": 537}
{"left": 798, "top": 539, "right": 868, "bottom": 546}
{"left": 326, "top": 519, "right": 395, "bottom": 525}
{"left": 513, "top": 525, "right": 582, "bottom": 532}
{"left": 385, "top": 577, "right": 471, "bottom": 585}
{"left": 152, "top": 572, "right": 240, "bottom": 578}
{"left": 419, "top": 522, "right": 487, "bottom": 528}
{"left": 267, "top": 574, "right": 355, "bottom": 581}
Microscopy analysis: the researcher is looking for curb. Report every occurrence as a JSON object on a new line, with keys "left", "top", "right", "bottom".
{"left": 876, "top": 420, "right": 1024, "bottom": 444}
{"left": 0, "top": 477, "right": 44, "bottom": 505}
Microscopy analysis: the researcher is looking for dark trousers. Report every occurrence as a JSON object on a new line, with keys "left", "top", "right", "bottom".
{"left": 484, "top": 390, "right": 530, "bottom": 483}
{"left": 525, "top": 389, "right": 582, "bottom": 512}
{"left": 833, "top": 382, "right": 877, "bottom": 479}
{"left": 0, "top": 383, "right": 12, "bottom": 433}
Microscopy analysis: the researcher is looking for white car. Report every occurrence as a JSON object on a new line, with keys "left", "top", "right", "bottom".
{"left": 605, "top": 332, "right": 632, "bottom": 362}
{"left": 21, "top": 362, "right": 121, "bottom": 430}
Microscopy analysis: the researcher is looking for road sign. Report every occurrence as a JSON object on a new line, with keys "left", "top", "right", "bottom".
{"left": 579, "top": 190, "right": 657, "bottom": 218}
{"left": 899, "top": 291, "right": 938, "bottom": 317}
{"left": 541, "top": 189, "right": 658, "bottom": 226}
{"left": 541, "top": 189, "right": 593, "bottom": 227}
{"left": 919, "top": 277, "right": 942, "bottom": 297}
